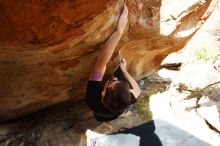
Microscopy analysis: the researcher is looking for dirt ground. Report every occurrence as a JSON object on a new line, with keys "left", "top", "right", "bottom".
{"left": 0, "top": 3, "right": 220, "bottom": 146}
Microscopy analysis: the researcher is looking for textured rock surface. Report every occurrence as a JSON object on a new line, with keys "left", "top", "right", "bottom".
{"left": 0, "top": 0, "right": 218, "bottom": 121}
{"left": 153, "top": 4, "right": 220, "bottom": 143}
{"left": 152, "top": 64, "right": 220, "bottom": 145}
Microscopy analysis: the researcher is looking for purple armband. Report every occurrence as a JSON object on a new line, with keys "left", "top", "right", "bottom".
{"left": 89, "top": 71, "right": 103, "bottom": 81}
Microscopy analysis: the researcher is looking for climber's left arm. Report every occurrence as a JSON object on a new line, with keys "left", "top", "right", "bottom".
{"left": 89, "top": 4, "right": 128, "bottom": 81}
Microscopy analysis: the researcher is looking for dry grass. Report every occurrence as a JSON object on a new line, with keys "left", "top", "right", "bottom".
{"left": 132, "top": 86, "right": 165, "bottom": 120}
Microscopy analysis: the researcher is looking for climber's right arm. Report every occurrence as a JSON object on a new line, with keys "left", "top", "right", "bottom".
{"left": 120, "top": 58, "right": 141, "bottom": 98}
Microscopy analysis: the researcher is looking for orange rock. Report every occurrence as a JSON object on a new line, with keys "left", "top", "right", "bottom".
{"left": 0, "top": 0, "right": 218, "bottom": 121}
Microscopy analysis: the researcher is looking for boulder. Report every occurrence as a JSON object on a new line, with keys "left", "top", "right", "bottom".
{"left": 0, "top": 0, "right": 218, "bottom": 121}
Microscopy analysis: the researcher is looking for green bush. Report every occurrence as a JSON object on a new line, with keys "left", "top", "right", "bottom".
{"left": 194, "top": 45, "right": 220, "bottom": 63}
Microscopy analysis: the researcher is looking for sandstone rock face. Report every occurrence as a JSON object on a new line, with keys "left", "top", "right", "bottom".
{"left": 0, "top": 0, "right": 218, "bottom": 121}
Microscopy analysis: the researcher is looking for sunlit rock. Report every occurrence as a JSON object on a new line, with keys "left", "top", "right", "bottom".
{"left": 0, "top": 0, "right": 218, "bottom": 121}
